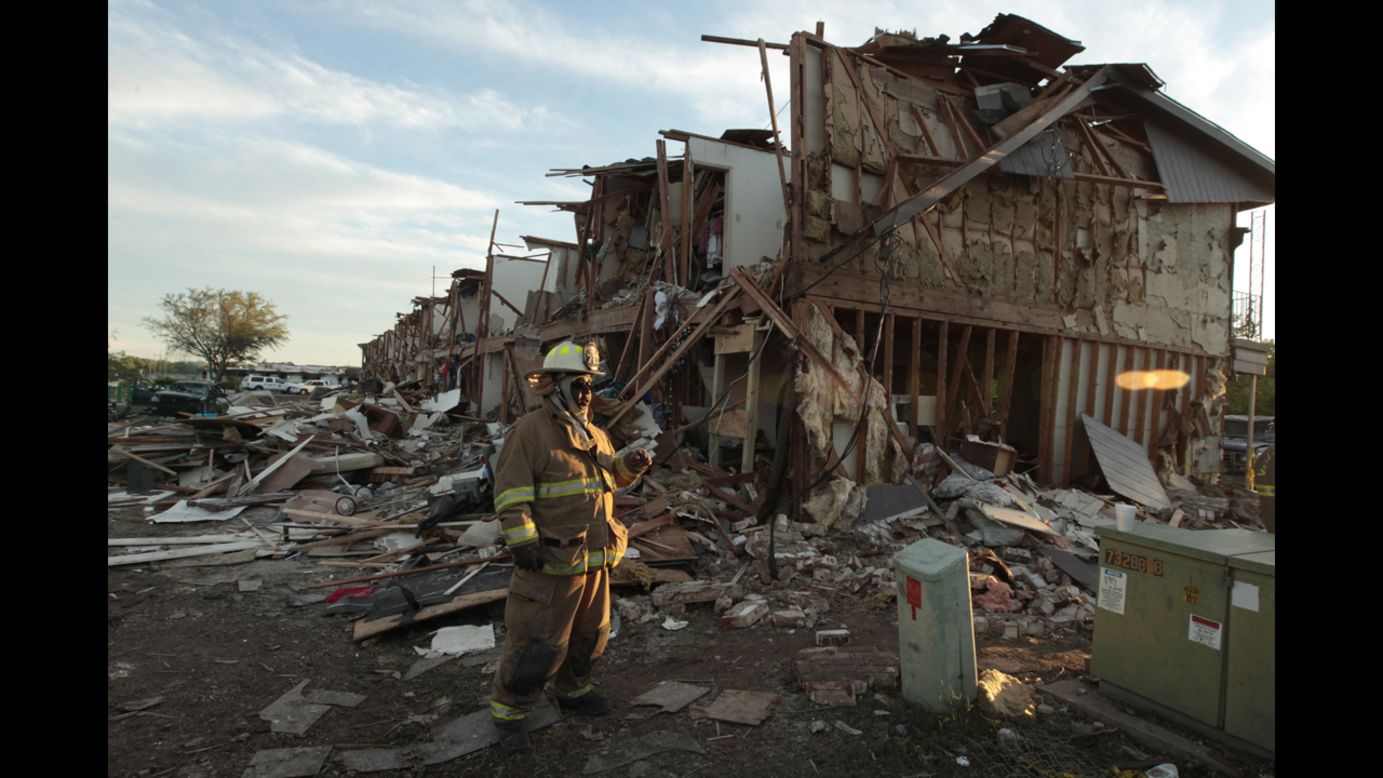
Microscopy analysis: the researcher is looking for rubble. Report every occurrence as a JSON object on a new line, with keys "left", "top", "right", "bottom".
{"left": 976, "top": 669, "right": 1037, "bottom": 720}
{"left": 108, "top": 13, "right": 1279, "bottom": 774}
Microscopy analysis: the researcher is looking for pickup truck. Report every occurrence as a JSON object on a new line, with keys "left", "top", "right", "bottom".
{"left": 286, "top": 379, "right": 335, "bottom": 395}
{"left": 150, "top": 380, "right": 230, "bottom": 416}
{"left": 240, "top": 375, "right": 288, "bottom": 392}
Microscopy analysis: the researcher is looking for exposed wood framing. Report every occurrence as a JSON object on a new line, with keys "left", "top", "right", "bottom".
{"left": 1102, "top": 343, "right": 1118, "bottom": 429}
{"left": 982, "top": 328, "right": 995, "bottom": 416}
{"left": 882, "top": 312, "right": 895, "bottom": 393}
{"left": 759, "top": 39, "right": 793, "bottom": 231}
{"left": 909, "top": 317, "right": 922, "bottom": 435}
{"left": 1149, "top": 349, "right": 1166, "bottom": 452}
{"left": 1038, "top": 335, "right": 1057, "bottom": 484}
{"left": 654, "top": 140, "right": 676, "bottom": 285}
{"left": 917, "top": 214, "right": 962, "bottom": 287}
{"left": 1133, "top": 347, "right": 1148, "bottom": 448}
{"left": 909, "top": 104, "right": 940, "bottom": 157}
{"left": 608, "top": 287, "right": 745, "bottom": 427}
{"left": 1081, "top": 340, "right": 1099, "bottom": 477}
{"left": 997, "top": 329, "right": 1020, "bottom": 439}
{"left": 1118, "top": 345, "right": 1134, "bottom": 439}
{"left": 1062, "top": 340, "right": 1080, "bottom": 485}
{"left": 680, "top": 146, "right": 694, "bottom": 285}
{"left": 936, "top": 321, "right": 949, "bottom": 442}
{"left": 945, "top": 325, "right": 973, "bottom": 429}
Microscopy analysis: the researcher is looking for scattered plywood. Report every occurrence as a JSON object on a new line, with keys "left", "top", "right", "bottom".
{"left": 307, "top": 452, "right": 386, "bottom": 473}
{"left": 581, "top": 730, "right": 706, "bottom": 774}
{"left": 256, "top": 454, "right": 318, "bottom": 494}
{"left": 352, "top": 588, "right": 508, "bottom": 642}
{"left": 630, "top": 522, "right": 695, "bottom": 563}
{"left": 149, "top": 500, "right": 247, "bottom": 524}
{"left": 414, "top": 698, "right": 560, "bottom": 765}
{"left": 1080, "top": 414, "right": 1173, "bottom": 510}
{"left": 334, "top": 749, "right": 406, "bottom": 773}
{"left": 258, "top": 679, "right": 364, "bottom": 736}
{"left": 976, "top": 503, "right": 1059, "bottom": 536}
{"left": 690, "top": 689, "right": 779, "bottom": 726}
{"left": 629, "top": 681, "right": 711, "bottom": 715}
{"left": 108, "top": 540, "right": 262, "bottom": 567}
{"left": 1039, "top": 546, "right": 1098, "bottom": 591}
{"left": 243, "top": 747, "right": 331, "bottom": 778}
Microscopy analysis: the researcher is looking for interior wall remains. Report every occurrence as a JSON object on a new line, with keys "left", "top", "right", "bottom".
{"left": 686, "top": 137, "right": 790, "bottom": 271}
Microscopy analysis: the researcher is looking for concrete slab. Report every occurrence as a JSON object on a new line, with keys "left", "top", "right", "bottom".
{"left": 1040, "top": 680, "right": 1241, "bottom": 776}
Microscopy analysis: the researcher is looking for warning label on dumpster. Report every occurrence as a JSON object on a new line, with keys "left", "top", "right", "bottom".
{"left": 1097, "top": 568, "right": 1126, "bottom": 615}
{"left": 1188, "top": 614, "right": 1222, "bottom": 650}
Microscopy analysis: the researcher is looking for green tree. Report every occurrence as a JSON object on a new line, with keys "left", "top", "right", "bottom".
{"left": 108, "top": 349, "right": 145, "bottom": 384}
{"left": 1225, "top": 340, "right": 1274, "bottom": 416}
{"left": 143, "top": 288, "right": 289, "bottom": 385}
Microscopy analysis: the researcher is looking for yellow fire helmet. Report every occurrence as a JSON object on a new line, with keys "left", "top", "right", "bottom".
{"left": 540, "top": 340, "right": 603, "bottom": 376}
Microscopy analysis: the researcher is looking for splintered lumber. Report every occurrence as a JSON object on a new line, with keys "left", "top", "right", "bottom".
{"left": 236, "top": 436, "right": 314, "bottom": 496}
{"left": 352, "top": 587, "right": 509, "bottom": 642}
{"left": 608, "top": 287, "right": 743, "bottom": 427}
{"left": 729, "top": 268, "right": 852, "bottom": 395}
{"left": 824, "top": 67, "right": 1113, "bottom": 258}
{"left": 108, "top": 447, "right": 178, "bottom": 476}
{"left": 108, "top": 541, "right": 263, "bottom": 567}
{"left": 305, "top": 551, "right": 511, "bottom": 589}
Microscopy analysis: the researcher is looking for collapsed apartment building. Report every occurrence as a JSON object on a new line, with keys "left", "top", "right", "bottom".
{"left": 360, "top": 14, "right": 1274, "bottom": 521}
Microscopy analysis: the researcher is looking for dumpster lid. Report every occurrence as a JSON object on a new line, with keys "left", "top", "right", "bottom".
{"left": 1228, "top": 549, "right": 1275, "bottom": 575}
{"left": 893, "top": 538, "right": 968, "bottom": 582}
{"left": 1095, "top": 524, "right": 1274, "bottom": 564}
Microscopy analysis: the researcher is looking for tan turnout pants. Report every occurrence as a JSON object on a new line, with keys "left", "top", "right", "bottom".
{"left": 489, "top": 567, "right": 610, "bottom": 721}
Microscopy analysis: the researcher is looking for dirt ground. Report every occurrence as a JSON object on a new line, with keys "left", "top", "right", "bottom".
{"left": 108, "top": 505, "right": 1274, "bottom": 778}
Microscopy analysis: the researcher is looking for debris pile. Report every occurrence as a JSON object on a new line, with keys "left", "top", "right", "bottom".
{"left": 110, "top": 371, "right": 1265, "bottom": 652}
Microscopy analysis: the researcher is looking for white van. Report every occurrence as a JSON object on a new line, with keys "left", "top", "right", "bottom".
{"left": 240, "top": 375, "right": 288, "bottom": 392}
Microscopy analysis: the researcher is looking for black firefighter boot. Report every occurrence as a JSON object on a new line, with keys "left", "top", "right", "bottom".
{"left": 492, "top": 718, "right": 531, "bottom": 755}
{"left": 557, "top": 691, "right": 611, "bottom": 716}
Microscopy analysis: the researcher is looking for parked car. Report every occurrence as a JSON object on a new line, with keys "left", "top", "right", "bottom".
{"left": 240, "top": 375, "right": 288, "bottom": 392}
{"left": 1221, "top": 414, "right": 1274, "bottom": 473}
{"left": 286, "top": 379, "right": 335, "bottom": 395}
{"left": 150, "top": 380, "right": 229, "bottom": 416}
{"left": 130, "top": 384, "right": 158, "bottom": 405}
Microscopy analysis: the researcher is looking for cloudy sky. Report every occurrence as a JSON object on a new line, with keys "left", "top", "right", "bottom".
{"left": 108, "top": 0, "right": 1275, "bottom": 366}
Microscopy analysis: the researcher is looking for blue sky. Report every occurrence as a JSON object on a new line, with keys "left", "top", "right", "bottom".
{"left": 108, "top": 0, "right": 1275, "bottom": 366}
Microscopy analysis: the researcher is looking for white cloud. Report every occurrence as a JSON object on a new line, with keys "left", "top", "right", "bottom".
{"left": 109, "top": 131, "right": 501, "bottom": 262}
{"left": 335, "top": 0, "right": 1270, "bottom": 156}
{"left": 108, "top": 3, "right": 550, "bottom": 132}
{"left": 327, "top": 0, "right": 789, "bottom": 129}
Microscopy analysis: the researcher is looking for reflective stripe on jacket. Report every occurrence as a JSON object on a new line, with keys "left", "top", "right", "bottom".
{"left": 494, "top": 404, "right": 645, "bottom": 575}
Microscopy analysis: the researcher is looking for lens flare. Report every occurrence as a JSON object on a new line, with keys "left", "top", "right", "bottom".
{"left": 1115, "top": 370, "right": 1190, "bottom": 391}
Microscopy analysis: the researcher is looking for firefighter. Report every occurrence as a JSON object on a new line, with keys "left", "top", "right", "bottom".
{"left": 488, "top": 340, "right": 652, "bottom": 754}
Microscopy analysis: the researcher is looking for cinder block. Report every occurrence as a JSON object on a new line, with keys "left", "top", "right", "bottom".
{"left": 804, "top": 680, "right": 857, "bottom": 707}
{"left": 815, "top": 629, "right": 850, "bottom": 646}
{"left": 792, "top": 647, "right": 900, "bottom": 690}
{"left": 721, "top": 600, "right": 769, "bottom": 629}
{"left": 772, "top": 607, "right": 808, "bottom": 628}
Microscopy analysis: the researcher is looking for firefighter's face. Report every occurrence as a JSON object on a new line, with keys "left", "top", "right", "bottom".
{"left": 567, "top": 376, "right": 592, "bottom": 411}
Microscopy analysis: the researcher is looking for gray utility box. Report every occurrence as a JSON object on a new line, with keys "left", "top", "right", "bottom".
{"left": 893, "top": 539, "right": 977, "bottom": 712}
{"left": 1091, "top": 524, "right": 1274, "bottom": 756}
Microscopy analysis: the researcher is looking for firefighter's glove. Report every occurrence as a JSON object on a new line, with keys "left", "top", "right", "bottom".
{"left": 510, "top": 542, "right": 542, "bottom": 572}
{"left": 626, "top": 448, "right": 653, "bottom": 471}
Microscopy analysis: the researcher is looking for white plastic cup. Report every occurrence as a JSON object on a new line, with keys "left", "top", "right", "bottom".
{"left": 1115, "top": 504, "right": 1136, "bottom": 532}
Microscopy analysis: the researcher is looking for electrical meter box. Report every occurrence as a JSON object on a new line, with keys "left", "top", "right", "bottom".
{"left": 1091, "top": 524, "right": 1274, "bottom": 756}
{"left": 893, "top": 538, "right": 977, "bottom": 712}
